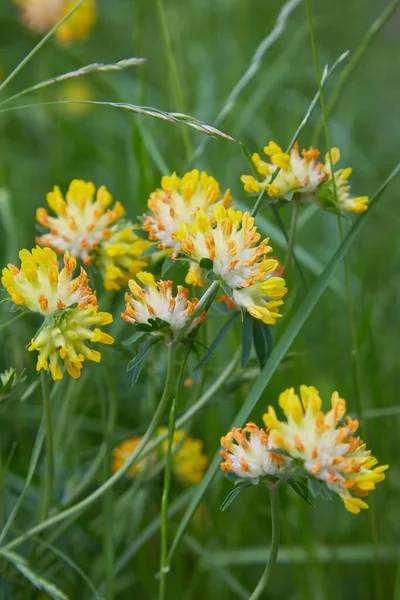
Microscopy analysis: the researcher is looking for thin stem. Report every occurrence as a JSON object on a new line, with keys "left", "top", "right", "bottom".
{"left": 159, "top": 347, "right": 191, "bottom": 599}
{"left": 0, "top": 0, "right": 86, "bottom": 96}
{"left": 270, "top": 204, "right": 308, "bottom": 291}
{"left": 0, "top": 312, "right": 25, "bottom": 332}
{"left": 40, "top": 371, "right": 54, "bottom": 520}
{"left": 4, "top": 345, "right": 177, "bottom": 552}
{"left": 283, "top": 201, "right": 300, "bottom": 272}
{"left": 155, "top": 0, "right": 192, "bottom": 159}
{"left": 172, "top": 281, "right": 220, "bottom": 347}
{"left": 249, "top": 485, "right": 280, "bottom": 600}
{"left": 251, "top": 189, "right": 268, "bottom": 218}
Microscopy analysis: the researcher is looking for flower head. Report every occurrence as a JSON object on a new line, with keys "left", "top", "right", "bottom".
{"left": 121, "top": 271, "right": 206, "bottom": 335}
{"left": 2, "top": 247, "right": 94, "bottom": 316}
{"left": 112, "top": 437, "right": 155, "bottom": 477}
{"left": 143, "top": 170, "right": 232, "bottom": 258}
{"left": 241, "top": 141, "right": 327, "bottom": 199}
{"left": 158, "top": 427, "right": 208, "bottom": 484}
{"left": 14, "top": 0, "right": 96, "bottom": 41}
{"left": 263, "top": 385, "right": 388, "bottom": 514}
{"left": 173, "top": 205, "right": 287, "bottom": 324}
{"left": 36, "top": 180, "right": 148, "bottom": 290}
{"left": 241, "top": 142, "right": 368, "bottom": 214}
{"left": 56, "top": 0, "right": 96, "bottom": 43}
{"left": 29, "top": 304, "right": 113, "bottom": 380}
{"left": 112, "top": 429, "right": 207, "bottom": 485}
{"left": 220, "top": 423, "right": 290, "bottom": 484}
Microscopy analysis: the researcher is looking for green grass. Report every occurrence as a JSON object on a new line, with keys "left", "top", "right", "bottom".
{"left": 0, "top": 0, "right": 400, "bottom": 598}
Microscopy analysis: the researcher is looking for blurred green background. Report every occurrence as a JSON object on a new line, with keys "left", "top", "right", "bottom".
{"left": 0, "top": 0, "right": 399, "bottom": 598}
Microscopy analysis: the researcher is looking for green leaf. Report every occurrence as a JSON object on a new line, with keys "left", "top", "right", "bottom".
{"left": 127, "top": 337, "right": 162, "bottom": 385}
{"left": 199, "top": 257, "right": 214, "bottom": 270}
{"left": 132, "top": 227, "right": 151, "bottom": 240}
{"left": 289, "top": 479, "right": 315, "bottom": 506}
{"left": 0, "top": 549, "right": 68, "bottom": 600}
{"left": 241, "top": 313, "right": 253, "bottom": 368}
{"left": 220, "top": 482, "right": 255, "bottom": 511}
{"left": 252, "top": 319, "right": 273, "bottom": 368}
{"left": 161, "top": 257, "right": 174, "bottom": 277}
{"left": 194, "top": 313, "right": 239, "bottom": 372}
{"left": 167, "top": 162, "right": 400, "bottom": 563}
{"left": 141, "top": 244, "right": 160, "bottom": 258}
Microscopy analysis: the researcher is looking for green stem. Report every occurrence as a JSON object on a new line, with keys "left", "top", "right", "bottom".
{"left": 40, "top": 371, "right": 54, "bottom": 521}
{"left": 0, "top": 312, "right": 25, "bottom": 332}
{"left": 251, "top": 188, "right": 268, "bottom": 218}
{"left": 159, "top": 347, "right": 191, "bottom": 599}
{"left": 249, "top": 485, "right": 280, "bottom": 600}
{"left": 4, "top": 345, "right": 177, "bottom": 552}
{"left": 155, "top": 0, "right": 192, "bottom": 159}
{"left": 0, "top": 0, "right": 86, "bottom": 96}
{"left": 283, "top": 201, "right": 300, "bottom": 272}
{"left": 172, "top": 281, "right": 220, "bottom": 347}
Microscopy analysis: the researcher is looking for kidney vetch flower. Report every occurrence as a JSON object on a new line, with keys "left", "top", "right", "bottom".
{"left": 263, "top": 385, "right": 388, "bottom": 514}
{"left": 241, "top": 141, "right": 368, "bottom": 214}
{"left": 220, "top": 423, "right": 290, "bottom": 484}
{"left": 36, "top": 180, "right": 149, "bottom": 290}
{"left": 1, "top": 246, "right": 113, "bottom": 380}
{"left": 172, "top": 205, "right": 287, "bottom": 324}
{"left": 121, "top": 271, "right": 206, "bottom": 336}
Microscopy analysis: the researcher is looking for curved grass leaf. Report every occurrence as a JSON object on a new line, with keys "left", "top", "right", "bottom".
{"left": 220, "top": 482, "right": 255, "bottom": 512}
{"left": 240, "top": 313, "right": 253, "bottom": 368}
{"left": 195, "top": 313, "right": 239, "bottom": 372}
{"left": 167, "top": 162, "right": 400, "bottom": 564}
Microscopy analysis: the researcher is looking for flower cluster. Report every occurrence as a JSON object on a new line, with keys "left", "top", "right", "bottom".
{"left": 2, "top": 247, "right": 113, "bottom": 380}
{"left": 220, "top": 423, "right": 290, "bottom": 484}
{"left": 112, "top": 428, "right": 208, "bottom": 485}
{"left": 121, "top": 271, "right": 206, "bottom": 336}
{"left": 262, "top": 385, "right": 388, "bottom": 514}
{"left": 173, "top": 205, "right": 287, "bottom": 324}
{"left": 36, "top": 180, "right": 148, "bottom": 290}
{"left": 143, "top": 170, "right": 232, "bottom": 258}
{"left": 14, "top": 0, "right": 96, "bottom": 42}
{"left": 241, "top": 141, "right": 368, "bottom": 214}
{"left": 2, "top": 246, "right": 94, "bottom": 315}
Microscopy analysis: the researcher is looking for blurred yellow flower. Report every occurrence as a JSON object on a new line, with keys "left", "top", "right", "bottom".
{"left": 158, "top": 427, "right": 208, "bottom": 485}
{"left": 29, "top": 304, "right": 113, "bottom": 380}
{"left": 263, "top": 385, "right": 388, "bottom": 514}
{"left": 173, "top": 206, "right": 287, "bottom": 324}
{"left": 112, "top": 429, "right": 208, "bottom": 485}
{"left": 121, "top": 271, "right": 206, "bottom": 335}
{"left": 36, "top": 180, "right": 148, "bottom": 290}
{"left": 241, "top": 141, "right": 368, "bottom": 214}
{"left": 2, "top": 247, "right": 94, "bottom": 315}
{"left": 220, "top": 422, "right": 289, "bottom": 484}
{"left": 14, "top": 0, "right": 96, "bottom": 42}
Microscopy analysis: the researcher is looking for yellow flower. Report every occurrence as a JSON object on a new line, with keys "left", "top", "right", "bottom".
{"left": 172, "top": 205, "right": 287, "bottom": 324}
{"left": 158, "top": 427, "right": 208, "bottom": 485}
{"left": 143, "top": 170, "right": 232, "bottom": 257}
{"left": 13, "top": 0, "right": 64, "bottom": 34}
{"left": 241, "top": 141, "right": 327, "bottom": 199}
{"left": 56, "top": 0, "right": 96, "bottom": 43}
{"left": 143, "top": 170, "right": 231, "bottom": 286}
{"left": 121, "top": 271, "right": 206, "bottom": 335}
{"left": 2, "top": 247, "right": 94, "bottom": 316}
{"left": 241, "top": 142, "right": 368, "bottom": 214}
{"left": 112, "top": 437, "right": 155, "bottom": 477}
{"left": 29, "top": 304, "right": 113, "bottom": 380}
{"left": 323, "top": 150, "right": 368, "bottom": 214}
{"left": 96, "top": 225, "right": 149, "bottom": 291}
{"left": 220, "top": 422, "right": 290, "bottom": 484}
{"left": 112, "top": 429, "right": 208, "bottom": 485}
{"left": 36, "top": 180, "right": 148, "bottom": 290}
{"left": 263, "top": 385, "right": 388, "bottom": 514}
{"left": 13, "top": 0, "right": 96, "bottom": 41}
